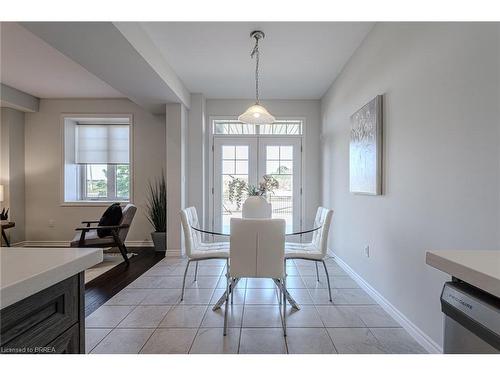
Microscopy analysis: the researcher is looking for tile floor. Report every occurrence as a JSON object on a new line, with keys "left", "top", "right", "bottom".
{"left": 86, "top": 257, "right": 426, "bottom": 354}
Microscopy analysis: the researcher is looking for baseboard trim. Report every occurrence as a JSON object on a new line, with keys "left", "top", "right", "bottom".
{"left": 328, "top": 250, "right": 442, "bottom": 354}
{"left": 15, "top": 240, "right": 154, "bottom": 248}
{"left": 165, "top": 249, "right": 182, "bottom": 257}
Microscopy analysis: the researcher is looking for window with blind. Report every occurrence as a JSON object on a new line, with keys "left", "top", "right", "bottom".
{"left": 63, "top": 116, "right": 132, "bottom": 203}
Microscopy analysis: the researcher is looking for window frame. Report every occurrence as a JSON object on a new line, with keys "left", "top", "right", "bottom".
{"left": 60, "top": 113, "right": 134, "bottom": 207}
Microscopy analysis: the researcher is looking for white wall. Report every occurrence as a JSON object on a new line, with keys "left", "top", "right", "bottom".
{"left": 24, "top": 99, "right": 166, "bottom": 244}
{"left": 0, "top": 107, "right": 26, "bottom": 244}
{"left": 205, "top": 99, "right": 322, "bottom": 229}
{"left": 321, "top": 23, "right": 500, "bottom": 349}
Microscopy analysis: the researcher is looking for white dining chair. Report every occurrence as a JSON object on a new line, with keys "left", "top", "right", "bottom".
{"left": 185, "top": 206, "right": 229, "bottom": 280}
{"left": 224, "top": 218, "right": 286, "bottom": 336}
{"left": 179, "top": 208, "right": 229, "bottom": 300}
{"left": 285, "top": 207, "right": 334, "bottom": 301}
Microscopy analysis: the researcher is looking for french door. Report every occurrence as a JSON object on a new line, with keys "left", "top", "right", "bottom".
{"left": 213, "top": 137, "right": 302, "bottom": 233}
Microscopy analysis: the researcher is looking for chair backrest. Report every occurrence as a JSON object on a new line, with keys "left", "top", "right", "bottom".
{"left": 118, "top": 204, "right": 137, "bottom": 242}
{"left": 229, "top": 218, "right": 285, "bottom": 279}
{"left": 311, "top": 207, "right": 334, "bottom": 256}
{"left": 186, "top": 206, "right": 203, "bottom": 247}
{"left": 180, "top": 208, "right": 197, "bottom": 258}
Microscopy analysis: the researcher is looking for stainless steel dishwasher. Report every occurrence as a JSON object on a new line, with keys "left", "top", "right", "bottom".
{"left": 441, "top": 281, "right": 500, "bottom": 353}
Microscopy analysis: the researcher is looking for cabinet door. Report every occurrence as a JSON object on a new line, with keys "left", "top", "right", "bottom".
{"left": 47, "top": 324, "right": 81, "bottom": 354}
{"left": 0, "top": 275, "right": 79, "bottom": 350}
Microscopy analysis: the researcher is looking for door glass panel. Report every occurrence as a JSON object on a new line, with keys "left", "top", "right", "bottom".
{"left": 222, "top": 146, "right": 235, "bottom": 159}
{"left": 221, "top": 145, "right": 250, "bottom": 233}
{"left": 235, "top": 161, "right": 248, "bottom": 174}
{"left": 222, "top": 160, "right": 234, "bottom": 174}
{"left": 235, "top": 146, "right": 248, "bottom": 159}
{"left": 265, "top": 145, "right": 295, "bottom": 232}
{"left": 266, "top": 160, "right": 280, "bottom": 174}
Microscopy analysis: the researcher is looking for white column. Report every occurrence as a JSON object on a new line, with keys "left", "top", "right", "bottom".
{"left": 166, "top": 103, "right": 186, "bottom": 253}
{"left": 186, "top": 93, "right": 206, "bottom": 226}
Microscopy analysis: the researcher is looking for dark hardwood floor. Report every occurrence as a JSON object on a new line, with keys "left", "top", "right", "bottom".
{"left": 85, "top": 248, "right": 165, "bottom": 317}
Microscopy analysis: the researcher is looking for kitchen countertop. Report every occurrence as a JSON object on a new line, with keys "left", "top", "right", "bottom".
{"left": 0, "top": 247, "right": 103, "bottom": 309}
{"left": 426, "top": 250, "right": 500, "bottom": 298}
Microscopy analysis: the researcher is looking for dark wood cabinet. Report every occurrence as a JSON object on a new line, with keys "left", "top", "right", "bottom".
{"left": 0, "top": 273, "right": 85, "bottom": 354}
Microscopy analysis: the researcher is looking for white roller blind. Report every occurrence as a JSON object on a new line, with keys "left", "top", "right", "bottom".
{"left": 75, "top": 124, "right": 129, "bottom": 164}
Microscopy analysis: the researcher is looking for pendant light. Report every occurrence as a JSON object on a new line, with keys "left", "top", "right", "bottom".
{"left": 238, "top": 30, "right": 276, "bottom": 125}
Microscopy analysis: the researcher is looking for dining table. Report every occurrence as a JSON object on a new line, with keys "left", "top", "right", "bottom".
{"left": 190, "top": 225, "right": 322, "bottom": 311}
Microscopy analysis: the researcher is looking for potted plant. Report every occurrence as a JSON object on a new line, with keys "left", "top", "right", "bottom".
{"left": 146, "top": 172, "right": 167, "bottom": 251}
{"left": 228, "top": 175, "right": 279, "bottom": 218}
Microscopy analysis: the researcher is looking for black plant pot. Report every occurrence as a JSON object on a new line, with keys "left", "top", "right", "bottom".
{"left": 151, "top": 232, "right": 167, "bottom": 252}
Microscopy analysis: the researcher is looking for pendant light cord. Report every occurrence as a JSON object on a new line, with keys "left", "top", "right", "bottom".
{"left": 251, "top": 36, "right": 260, "bottom": 104}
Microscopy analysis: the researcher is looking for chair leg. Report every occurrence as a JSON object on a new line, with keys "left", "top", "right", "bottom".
{"left": 315, "top": 261, "right": 320, "bottom": 282}
{"left": 282, "top": 277, "right": 287, "bottom": 337}
{"left": 194, "top": 261, "right": 198, "bottom": 282}
{"left": 180, "top": 260, "right": 191, "bottom": 301}
{"left": 230, "top": 280, "right": 234, "bottom": 305}
{"left": 112, "top": 232, "right": 129, "bottom": 265}
{"left": 322, "top": 260, "right": 333, "bottom": 302}
{"left": 223, "top": 259, "right": 230, "bottom": 336}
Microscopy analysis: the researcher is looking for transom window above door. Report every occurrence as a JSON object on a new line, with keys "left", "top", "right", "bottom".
{"left": 62, "top": 115, "right": 132, "bottom": 204}
{"left": 213, "top": 119, "right": 302, "bottom": 135}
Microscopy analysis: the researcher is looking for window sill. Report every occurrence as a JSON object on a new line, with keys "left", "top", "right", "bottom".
{"left": 61, "top": 201, "right": 131, "bottom": 207}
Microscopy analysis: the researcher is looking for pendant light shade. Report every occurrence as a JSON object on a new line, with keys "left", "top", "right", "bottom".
{"left": 239, "top": 30, "right": 275, "bottom": 125}
{"left": 238, "top": 103, "right": 276, "bottom": 125}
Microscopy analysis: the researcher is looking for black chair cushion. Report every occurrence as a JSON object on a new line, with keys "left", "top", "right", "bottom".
{"left": 97, "top": 203, "right": 123, "bottom": 238}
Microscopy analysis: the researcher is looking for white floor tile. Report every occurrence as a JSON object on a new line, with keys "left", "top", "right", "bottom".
{"left": 86, "top": 305, "right": 135, "bottom": 328}
{"left": 118, "top": 305, "right": 172, "bottom": 328}
{"left": 245, "top": 288, "right": 279, "bottom": 304}
{"left": 285, "top": 289, "right": 314, "bottom": 305}
{"left": 239, "top": 328, "right": 286, "bottom": 354}
{"left": 159, "top": 305, "right": 207, "bottom": 327}
{"left": 140, "top": 289, "right": 181, "bottom": 305}
{"left": 190, "top": 328, "right": 240, "bottom": 354}
{"left": 370, "top": 328, "right": 426, "bottom": 354}
{"left": 201, "top": 305, "right": 244, "bottom": 327}
{"left": 91, "top": 328, "right": 154, "bottom": 354}
{"left": 327, "top": 328, "right": 385, "bottom": 354}
{"left": 286, "top": 328, "right": 337, "bottom": 354}
{"left": 210, "top": 288, "right": 245, "bottom": 304}
{"left": 242, "top": 305, "right": 283, "bottom": 327}
{"left": 285, "top": 306, "right": 324, "bottom": 327}
{"left": 246, "top": 278, "right": 276, "bottom": 288}
{"left": 316, "top": 306, "right": 366, "bottom": 327}
{"left": 104, "top": 289, "right": 150, "bottom": 305}
{"left": 351, "top": 306, "right": 400, "bottom": 327}
{"left": 179, "top": 288, "right": 214, "bottom": 304}
{"left": 140, "top": 328, "right": 197, "bottom": 354}
{"left": 185, "top": 276, "right": 220, "bottom": 289}
{"left": 85, "top": 328, "right": 111, "bottom": 353}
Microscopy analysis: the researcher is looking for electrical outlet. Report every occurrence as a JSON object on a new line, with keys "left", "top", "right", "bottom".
{"left": 48, "top": 219, "right": 55, "bottom": 228}
{"left": 364, "top": 245, "right": 370, "bottom": 258}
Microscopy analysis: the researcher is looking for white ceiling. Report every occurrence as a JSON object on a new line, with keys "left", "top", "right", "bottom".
{"left": 0, "top": 23, "right": 124, "bottom": 99}
{"left": 141, "top": 22, "right": 374, "bottom": 99}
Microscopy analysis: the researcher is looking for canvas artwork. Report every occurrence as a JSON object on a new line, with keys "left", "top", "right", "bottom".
{"left": 349, "top": 95, "right": 383, "bottom": 195}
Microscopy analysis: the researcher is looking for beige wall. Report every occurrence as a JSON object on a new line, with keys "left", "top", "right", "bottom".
{"left": 321, "top": 23, "right": 500, "bottom": 349}
{"left": 0, "top": 107, "right": 26, "bottom": 244}
{"left": 24, "top": 99, "right": 166, "bottom": 244}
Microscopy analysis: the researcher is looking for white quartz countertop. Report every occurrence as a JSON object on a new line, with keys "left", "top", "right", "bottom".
{"left": 426, "top": 250, "right": 500, "bottom": 298}
{"left": 0, "top": 247, "right": 103, "bottom": 309}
